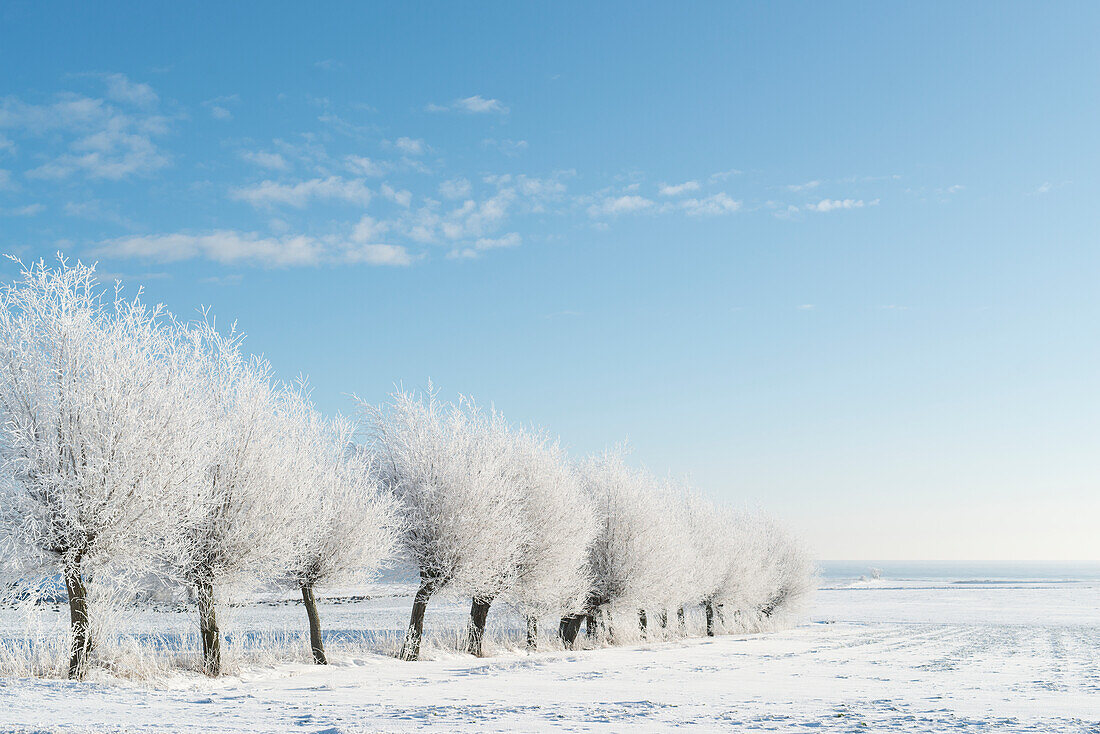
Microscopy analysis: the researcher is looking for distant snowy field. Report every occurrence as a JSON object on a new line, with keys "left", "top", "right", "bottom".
{"left": 1, "top": 564, "right": 1098, "bottom": 733}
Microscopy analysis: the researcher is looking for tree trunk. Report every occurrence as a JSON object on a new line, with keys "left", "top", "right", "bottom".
{"left": 585, "top": 613, "right": 596, "bottom": 638}
{"left": 64, "top": 565, "right": 90, "bottom": 680}
{"left": 677, "top": 606, "right": 686, "bottom": 630}
{"left": 465, "top": 596, "right": 493, "bottom": 656}
{"left": 400, "top": 576, "right": 437, "bottom": 661}
{"left": 638, "top": 609, "right": 648, "bottom": 638}
{"left": 526, "top": 615, "right": 538, "bottom": 651}
{"left": 301, "top": 585, "right": 327, "bottom": 664}
{"left": 558, "top": 614, "right": 583, "bottom": 646}
{"left": 197, "top": 580, "right": 221, "bottom": 676}
{"left": 704, "top": 600, "right": 715, "bottom": 637}
{"left": 658, "top": 609, "right": 668, "bottom": 629}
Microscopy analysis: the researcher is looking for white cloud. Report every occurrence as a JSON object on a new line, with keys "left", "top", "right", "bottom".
{"left": 428, "top": 95, "right": 509, "bottom": 114}
{"left": 474, "top": 232, "right": 521, "bottom": 251}
{"left": 1, "top": 90, "right": 171, "bottom": 180}
{"left": 381, "top": 182, "right": 412, "bottom": 207}
{"left": 101, "top": 73, "right": 158, "bottom": 107}
{"left": 343, "top": 243, "right": 411, "bottom": 266}
{"left": 681, "top": 192, "right": 741, "bottom": 216}
{"left": 451, "top": 232, "right": 521, "bottom": 259}
{"left": 345, "top": 155, "right": 388, "bottom": 177}
{"left": 796, "top": 304, "right": 816, "bottom": 311}
{"left": 200, "top": 274, "right": 244, "bottom": 286}
{"left": 587, "top": 194, "right": 654, "bottom": 217}
{"left": 63, "top": 199, "right": 135, "bottom": 227}
{"left": 787, "top": 180, "right": 821, "bottom": 192}
{"left": 0, "top": 169, "right": 13, "bottom": 190}
{"left": 393, "top": 137, "right": 425, "bottom": 155}
{"left": 95, "top": 231, "right": 327, "bottom": 266}
{"left": 659, "top": 181, "right": 700, "bottom": 197}
{"left": 95, "top": 229, "right": 412, "bottom": 268}
{"left": 805, "top": 198, "right": 877, "bottom": 213}
{"left": 26, "top": 124, "right": 170, "bottom": 180}
{"left": 2, "top": 203, "right": 45, "bottom": 217}
{"left": 1033, "top": 182, "right": 1052, "bottom": 195}
{"left": 351, "top": 216, "right": 388, "bottom": 243}
{"left": 708, "top": 169, "right": 741, "bottom": 183}
{"left": 201, "top": 95, "right": 239, "bottom": 121}
{"left": 230, "top": 176, "right": 372, "bottom": 208}
{"left": 239, "top": 150, "right": 289, "bottom": 170}
{"left": 439, "top": 177, "right": 472, "bottom": 199}
{"left": 482, "top": 138, "right": 528, "bottom": 156}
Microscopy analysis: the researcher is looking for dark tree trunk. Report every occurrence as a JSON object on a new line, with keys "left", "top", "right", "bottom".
{"left": 704, "top": 600, "right": 715, "bottom": 637}
{"left": 761, "top": 588, "right": 786, "bottom": 617}
{"left": 400, "top": 575, "right": 437, "bottom": 661}
{"left": 465, "top": 596, "right": 493, "bottom": 656}
{"left": 301, "top": 585, "right": 327, "bottom": 664}
{"left": 558, "top": 614, "right": 583, "bottom": 646}
{"left": 526, "top": 615, "right": 538, "bottom": 651}
{"left": 585, "top": 613, "right": 596, "bottom": 638}
{"left": 64, "top": 565, "right": 90, "bottom": 679}
{"left": 677, "top": 606, "right": 686, "bottom": 630}
{"left": 716, "top": 603, "right": 726, "bottom": 627}
{"left": 658, "top": 609, "right": 668, "bottom": 629}
{"left": 197, "top": 581, "right": 221, "bottom": 676}
{"left": 638, "top": 609, "right": 648, "bottom": 637}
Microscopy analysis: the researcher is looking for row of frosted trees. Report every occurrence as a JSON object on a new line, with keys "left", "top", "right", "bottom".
{"left": 0, "top": 258, "right": 812, "bottom": 680}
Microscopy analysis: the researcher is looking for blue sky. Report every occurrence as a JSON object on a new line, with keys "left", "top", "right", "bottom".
{"left": 1, "top": 2, "right": 1098, "bottom": 560}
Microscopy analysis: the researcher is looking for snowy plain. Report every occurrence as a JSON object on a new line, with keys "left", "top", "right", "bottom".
{"left": 1, "top": 565, "right": 1097, "bottom": 733}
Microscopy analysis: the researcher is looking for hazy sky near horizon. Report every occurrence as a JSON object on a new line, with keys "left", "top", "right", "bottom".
{"left": 1, "top": 2, "right": 1097, "bottom": 560}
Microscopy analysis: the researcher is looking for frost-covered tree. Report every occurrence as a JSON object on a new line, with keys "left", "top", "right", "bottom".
{"left": 277, "top": 384, "right": 398, "bottom": 664}
{"left": 643, "top": 483, "right": 705, "bottom": 634}
{"left": 473, "top": 414, "right": 596, "bottom": 653}
{"left": 709, "top": 512, "right": 813, "bottom": 633}
{"left": 561, "top": 451, "right": 674, "bottom": 644}
{"left": 158, "top": 320, "right": 301, "bottom": 676}
{"left": 754, "top": 518, "right": 815, "bottom": 627}
{"left": 0, "top": 258, "right": 201, "bottom": 678}
{"left": 360, "top": 388, "right": 526, "bottom": 661}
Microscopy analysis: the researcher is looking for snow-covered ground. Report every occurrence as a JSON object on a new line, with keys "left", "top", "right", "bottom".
{"left": 1, "top": 571, "right": 1098, "bottom": 733}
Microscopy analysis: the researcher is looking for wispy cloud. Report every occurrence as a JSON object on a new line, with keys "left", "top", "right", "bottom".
{"left": 200, "top": 274, "right": 244, "bottom": 286}
{"left": 230, "top": 176, "right": 373, "bottom": 208}
{"left": 681, "top": 192, "right": 740, "bottom": 216}
{"left": 439, "top": 178, "right": 472, "bottom": 199}
{"left": 1, "top": 203, "right": 45, "bottom": 217}
{"left": 314, "top": 59, "right": 343, "bottom": 71}
{"left": 708, "top": 169, "right": 741, "bottom": 183}
{"left": 427, "top": 95, "right": 509, "bottom": 114}
{"left": 787, "top": 180, "right": 821, "bottom": 192}
{"left": 390, "top": 137, "right": 426, "bottom": 155}
{"left": 482, "top": 138, "right": 528, "bottom": 156}
{"left": 1, "top": 77, "right": 171, "bottom": 180}
{"left": 659, "top": 181, "right": 700, "bottom": 197}
{"left": 94, "top": 230, "right": 412, "bottom": 268}
{"left": 344, "top": 155, "right": 388, "bottom": 177}
{"left": 805, "top": 198, "right": 877, "bottom": 213}
{"left": 587, "top": 194, "right": 654, "bottom": 217}
{"left": 239, "top": 150, "right": 289, "bottom": 170}
{"left": 63, "top": 199, "right": 137, "bottom": 228}
{"left": 203, "top": 94, "right": 240, "bottom": 121}
{"left": 450, "top": 232, "right": 521, "bottom": 259}
{"left": 99, "top": 73, "right": 158, "bottom": 107}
